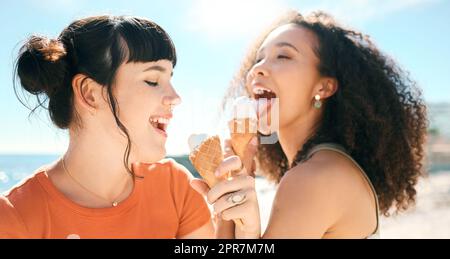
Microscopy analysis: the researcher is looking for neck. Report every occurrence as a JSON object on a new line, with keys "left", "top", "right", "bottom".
{"left": 278, "top": 110, "right": 322, "bottom": 167}
{"left": 62, "top": 129, "right": 133, "bottom": 201}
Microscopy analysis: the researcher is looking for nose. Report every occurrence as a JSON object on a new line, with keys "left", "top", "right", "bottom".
{"left": 249, "top": 59, "right": 269, "bottom": 78}
{"left": 162, "top": 83, "right": 182, "bottom": 108}
{"left": 246, "top": 60, "right": 269, "bottom": 93}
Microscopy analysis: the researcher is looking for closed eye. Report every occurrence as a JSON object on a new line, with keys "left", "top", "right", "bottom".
{"left": 145, "top": 80, "right": 158, "bottom": 87}
{"left": 277, "top": 55, "right": 290, "bottom": 59}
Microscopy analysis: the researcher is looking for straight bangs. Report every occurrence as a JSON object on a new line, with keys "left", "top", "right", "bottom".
{"left": 115, "top": 16, "right": 177, "bottom": 67}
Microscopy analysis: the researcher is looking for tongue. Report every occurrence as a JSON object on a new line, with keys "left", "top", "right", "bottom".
{"left": 151, "top": 121, "right": 163, "bottom": 131}
{"left": 157, "top": 123, "right": 165, "bottom": 132}
{"left": 263, "top": 92, "right": 276, "bottom": 99}
{"left": 256, "top": 98, "right": 272, "bottom": 126}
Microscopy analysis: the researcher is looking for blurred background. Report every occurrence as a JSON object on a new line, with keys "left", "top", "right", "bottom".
{"left": 1, "top": 0, "right": 449, "bottom": 238}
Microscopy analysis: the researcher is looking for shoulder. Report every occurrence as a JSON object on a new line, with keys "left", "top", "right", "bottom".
{"left": 135, "top": 158, "right": 194, "bottom": 182}
{"left": 274, "top": 150, "right": 365, "bottom": 222}
{"left": 0, "top": 170, "right": 48, "bottom": 238}
{"left": 263, "top": 149, "right": 376, "bottom": 238}
{"left": 163, "top": 158, "right": 195, "bottom": 180}
{"left": 2, "top": 170, "right": 47, "bottom": 209}
{"left": 0, "top": 195, "right": 20, "bottom": 219}
{"left": 0, "top": 195, "right": 28, "bottom": 237}
{"left": 281, "top": 149, "right": 366, "bottom": 201}
{"left": 263, "top": 150, "right": 367, "bottom": 237}
{"left": 135, "top": 158, "right": 196, "bottom": 196}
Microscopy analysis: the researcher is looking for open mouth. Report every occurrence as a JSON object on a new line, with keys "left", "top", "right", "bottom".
{"left": 252, "top": 86, "right": 277, "bottom": 131}
{"left": 252, "top": 86, "right": 277, "bottom": 100}
{"left": 149, "top": 117, "right": 169, "bottom": 135}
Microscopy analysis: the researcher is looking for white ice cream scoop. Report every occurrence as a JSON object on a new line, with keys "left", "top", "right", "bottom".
{"left": 188, "top": 133, "right": 209, "bottom": 152}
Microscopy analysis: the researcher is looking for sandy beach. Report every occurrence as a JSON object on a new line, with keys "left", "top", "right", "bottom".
{"left": 255, "top": 171, "right": 450, "bottom": 239}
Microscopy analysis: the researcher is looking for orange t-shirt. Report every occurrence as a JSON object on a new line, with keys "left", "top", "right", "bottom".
{"left": 0, "top": 158, "right": 211, "bottom": 238}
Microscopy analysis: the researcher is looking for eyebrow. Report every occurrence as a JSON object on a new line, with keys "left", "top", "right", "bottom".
{"left": 275, "top": 42, "right": 299, "bottom": 52}
{"left": 257, "top": 42, "right": 299, "bottom": 56}
{"left": 143, "top": 65, "right": 173, "bottom": 76}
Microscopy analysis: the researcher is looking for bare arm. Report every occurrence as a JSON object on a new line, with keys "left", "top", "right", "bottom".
{"left": 262, "top": 161, "right": 344, "bottom": 238}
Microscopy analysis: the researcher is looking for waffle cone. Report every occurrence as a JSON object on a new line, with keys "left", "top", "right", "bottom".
{"left": 229, "top": 118, "right": 257, "bottom": 159}
{"left": 189, "top": 135, "right": 245, "bottom": 228}
{"left": 189, "top": 135, "right": 224, "bottom": 188}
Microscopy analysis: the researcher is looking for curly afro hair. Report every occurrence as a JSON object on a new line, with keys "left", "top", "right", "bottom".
{"left": 223, "top": 11, "right": 428, "bottom": 216}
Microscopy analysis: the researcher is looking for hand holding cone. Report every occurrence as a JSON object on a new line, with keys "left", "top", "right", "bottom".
{"left": 189, "top": 135, "right": 244, "bottom": 228}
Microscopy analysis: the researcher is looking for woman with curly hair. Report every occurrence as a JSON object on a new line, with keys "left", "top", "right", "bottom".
{"left": 193, "top": 11, "right": 428, "bottom": 238}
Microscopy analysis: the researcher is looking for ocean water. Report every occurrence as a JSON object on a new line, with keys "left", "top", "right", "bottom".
{"left": 428, "top": 103, "right": 450, "bottom": 137}
{"left": 0, "top": 154, "right": 60, "bottom": 193}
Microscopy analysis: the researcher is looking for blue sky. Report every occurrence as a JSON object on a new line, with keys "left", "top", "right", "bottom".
{"left": 0, "top": 0, "right": 449, "bottom": 155}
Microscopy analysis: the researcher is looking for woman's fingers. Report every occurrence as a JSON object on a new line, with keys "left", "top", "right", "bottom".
{"left": 206, "top": 174, "right": 255, "bottom": 204}
{"left": 223, "top": 137, "right": 258, "bottom": 176}
{"left": 206, "top": 165, "right": 261, "bottom": 238}
{"left": 242, "top": 137, "right": 258, "bottom": 176}
{"left": 214, "top": 155, "right": 243, "bottom": 178}
{"left": 220, "top": 197, "right": 261, "bottom": 235}
{"left": 224, "top": 139, "right": 235, "bottom": 158}
{"left": 190, "top": 178, "right": 210, "bottom": 196}
{"left": 221, "top": 201, "right": 255, "bottom": 221}
{"left": 213, "top": 190, "right": 248, "bottom": 215}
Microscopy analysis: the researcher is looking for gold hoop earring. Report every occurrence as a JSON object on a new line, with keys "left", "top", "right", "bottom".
{"left": 314, "top": 95, "right": 322, "bottom": 109}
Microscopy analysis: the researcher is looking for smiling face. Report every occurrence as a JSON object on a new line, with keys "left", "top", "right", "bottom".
{"left": 246, "top": 24, "right": 324, "bottom": 132}
{"left": 104, "top": 59, "right": 181, "bottom": 162}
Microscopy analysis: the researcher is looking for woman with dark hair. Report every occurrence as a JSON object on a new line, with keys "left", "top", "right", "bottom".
{"left": 193, "top": 11, "right": 428, "bottom": 238}
{"left": 0, "top": 15, "right": 216, "bottom": 238}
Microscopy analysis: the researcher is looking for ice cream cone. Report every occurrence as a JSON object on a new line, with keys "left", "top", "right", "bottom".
{"left": 189, "top": 135, "right": 224, "bottom": 187}
{"left": 229, "top": 118, "right": 257, "bottom": 160}
{"left": 226, "top": 96, "right": 258, "bottom": 161}
{"left": 189, "top": 135, "right": 244, "bottom": 228}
